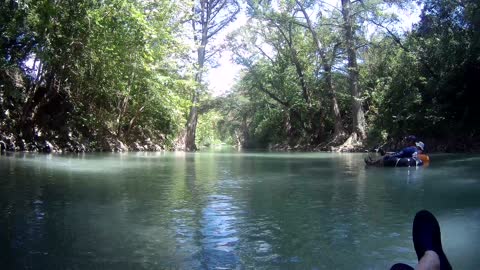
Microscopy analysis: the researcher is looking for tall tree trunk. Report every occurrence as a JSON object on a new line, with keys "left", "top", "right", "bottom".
{"left": 324, "top": 63, "right": 345, "bottom": 139}
{"left": 185, "top": 18, "right": 207, "bottom": 152}
{"left": 241, "top": 114, "right": 249, "bottom": 148}
{"left": 185, "top": 69, "right": 203, "bottom": 151}
{"left": 184, "top": 0, "right": 239, "bottom": 151}
{"left": 295, "top": 0, "right": 345, "bottom": 139}
{"left": 125, "top": 105, "right": 145, "bottom": 138}
{"left": 116, "top": 95, "right": 129, "bottom": 138}
{"left": 292, "top": 50, "right": 310, "bottom": 104}
{"left": 185, "top": 90, "right": 199, "bottom": 151}
{"left": 341, "top": 0, "right": 366, "bottom": 143}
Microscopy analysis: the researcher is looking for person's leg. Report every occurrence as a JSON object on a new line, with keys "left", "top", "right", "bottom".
{"left": 365, "top": 156, "right": 381, "bottom": 165}
{"left": 390, "top": 210, "right": 451, "bottom": 270}
{"left": 389, "top": 252, "right": 440, "bottom": 270}
{"left": 416, "top": 251, "right": 440, "bottom": 270}
{"left": 413, "top": 210, "right": 452, "bottom": 270}
{"left": 390, "top": 263, "right": 414, "bottom": 270}
{"left": 364, "top": 155, "right": 387, "bottom": 166}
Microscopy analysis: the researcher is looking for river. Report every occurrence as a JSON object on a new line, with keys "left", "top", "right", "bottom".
{"left": 1, "top": 151, "right": 479, "bottom": 269}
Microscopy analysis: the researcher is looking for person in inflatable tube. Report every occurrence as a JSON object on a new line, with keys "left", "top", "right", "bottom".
{"left": 365, "top": 136, "right": 423, "bottom": 167}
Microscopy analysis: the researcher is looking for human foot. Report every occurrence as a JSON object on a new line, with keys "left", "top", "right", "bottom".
{"left": 412, "top": 210, "right": 452, "bottom": 270}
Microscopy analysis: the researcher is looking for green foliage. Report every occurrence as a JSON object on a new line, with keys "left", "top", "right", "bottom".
{"left": 217, "top": 0, "right": 480, "bottom": 149}
{"left": 0, "top": 0, "right": 191, "bottom": 150}
{"left": 364, "top": 0, "right": 480, "bottom": 146}
{"left": 2, "top": 0, "right": 478, "bottom": 151}
{"left": 223, "top": 0, "right": 360, "bottom": 147}
{"left": 196, "top": 110, "right": 223, "bottom": 147}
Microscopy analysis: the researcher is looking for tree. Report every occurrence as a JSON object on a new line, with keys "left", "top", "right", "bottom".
{"left": 185, "top": 0, "right": 240, "bottom": 151}
{"left": 294, "top": 0, "right": 346, "bottom": 141}
{"left": 358, "top": 0, "right": 480, "bottom": 151}
{"left": 0, "top": 0, "right": 191, "bottom": 151}
{"left": 341, "top": 0, "right": 367, "bottom": 145}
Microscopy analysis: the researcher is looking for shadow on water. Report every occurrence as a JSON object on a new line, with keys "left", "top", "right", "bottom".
{"left": 0, "top": 152, "right": 479, "bottom": 269}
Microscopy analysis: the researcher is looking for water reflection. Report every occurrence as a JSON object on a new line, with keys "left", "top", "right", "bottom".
{"left": 0, "top": 152, "right": 479, "bottom": 269}
{"left": 200, "top": 194, "right": 240, "bottom": 268}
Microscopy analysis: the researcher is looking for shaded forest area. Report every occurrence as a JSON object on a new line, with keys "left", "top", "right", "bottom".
{"left": 1, "top": 0, "right": 479, "bottom": 152}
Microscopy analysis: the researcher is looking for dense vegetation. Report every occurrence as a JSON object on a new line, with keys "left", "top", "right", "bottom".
{"left": 1, "top": 0, "right": 194, "bottom": 151}
{"left": 1, "top": 0, "right": 479, "bottom": 152}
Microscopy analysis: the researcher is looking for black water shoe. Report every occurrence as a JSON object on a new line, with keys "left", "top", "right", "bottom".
{"left": 412, "top": 210, "right": 452, "bottom": 270}
{"left": 390, "top": 263, "right": 414, "bottom": 270}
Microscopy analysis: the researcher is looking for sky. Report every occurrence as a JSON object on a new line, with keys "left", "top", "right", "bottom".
{"left": 206, "top": 9, "right": 248, "bottom": 97}
{"left": 206, "top": 1, "right": 421, "bottom": 97}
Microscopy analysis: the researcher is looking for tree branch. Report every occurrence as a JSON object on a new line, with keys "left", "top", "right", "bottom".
{"left": 368, "top": 19, "right": 438, "bottom": 78}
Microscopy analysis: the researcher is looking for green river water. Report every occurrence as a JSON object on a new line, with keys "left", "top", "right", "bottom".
{"left": 0, "top": 151, "right": 479, "bottom": 269}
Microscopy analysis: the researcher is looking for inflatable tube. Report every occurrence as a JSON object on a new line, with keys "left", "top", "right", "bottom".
{"left": 383, "top": 157, "right": 423, "bottom": 167}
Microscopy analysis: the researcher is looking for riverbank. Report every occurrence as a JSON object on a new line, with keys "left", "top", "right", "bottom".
{"left": 3, "top": 130, "right": 480, "bottom": 154}
{"left": 0, "top": 132, "right": 166, "bottom": 153}
{"left": 268, "top": 136, "right": 480, "bottom": 153}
